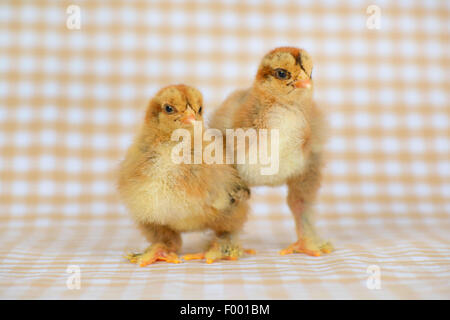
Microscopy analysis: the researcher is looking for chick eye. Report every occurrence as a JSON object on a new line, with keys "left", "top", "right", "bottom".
{"left": 163, "top": 104, "right": 175, "bottom": 114}
{"left": 274, "top": 68, "right": 290, "bottom": 80}
{"left": 198, "top": 106, "right": 202, "bottom": 114}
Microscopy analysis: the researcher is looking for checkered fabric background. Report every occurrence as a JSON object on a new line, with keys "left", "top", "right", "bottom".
{"left": 1, "top": 0, "right": 449, "bottom": 299}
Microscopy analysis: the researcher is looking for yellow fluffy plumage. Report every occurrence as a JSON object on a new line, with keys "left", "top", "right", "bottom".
{"left": 118, "top": 85, "right": 251, "bottom": 265}
{"left": 210, "top": 47, "right": 333, "bottom": 256}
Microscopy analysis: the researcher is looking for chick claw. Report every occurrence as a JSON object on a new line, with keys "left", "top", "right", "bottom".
{"left": 126, "top": 243, "right": 181, "bottom": 267}
{"left": 183, "top": 244, "right": 255, "bottom": 264}
{"left": 279, "top": 238, "right": 333, "bottom": 257}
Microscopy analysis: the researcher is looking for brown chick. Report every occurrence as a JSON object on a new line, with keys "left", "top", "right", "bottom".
{"left": 118, "top": 84, "right": 252, "bottom": 266}
{"left": 210, "top": 47, "right": 333, "bottom": 257}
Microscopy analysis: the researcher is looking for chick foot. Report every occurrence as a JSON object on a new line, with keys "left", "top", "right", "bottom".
{"left": 183, "top": 239, "right": 255, "bottom": 264}
{"left": 126, "top": 243, "right": 181, "bottom": 267}
{"left": 279, "top": 238, "right": 333, "bottom": 257}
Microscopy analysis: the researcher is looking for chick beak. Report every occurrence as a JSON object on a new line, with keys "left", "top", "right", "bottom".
{"left": 294, "top": 79, "right": 312, "bottom": 89}
{"left": 181, "top": 114, "right": 196, "bottom": 125}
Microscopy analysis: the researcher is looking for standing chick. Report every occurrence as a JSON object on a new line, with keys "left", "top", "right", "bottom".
{"left": 210, "top": 47, "right": 333, "bottom": 256}
{"left": 118, "top": 85, "right": 252, "bottom": 266}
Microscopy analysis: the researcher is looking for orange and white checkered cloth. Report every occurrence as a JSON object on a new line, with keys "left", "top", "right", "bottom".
{"left": 0, "top": 0, "right": 449, "bottom": 299}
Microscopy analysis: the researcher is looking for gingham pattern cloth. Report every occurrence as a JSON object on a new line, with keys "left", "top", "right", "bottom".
{"left": 0, "top": 0, "right": 449, "bottom": 299}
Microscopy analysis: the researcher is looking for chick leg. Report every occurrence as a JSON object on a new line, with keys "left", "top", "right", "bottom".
{"left": 126, "top": 223, "right": 182, "bottom": 266}
{"left": 183, "top": 202, "right": 254, "bottom": 263}
{"left": 280, "top": 156, "right": 333, "bottom": 257}
{"left": 279, "top": 201, "right": 333, "bottom": 256}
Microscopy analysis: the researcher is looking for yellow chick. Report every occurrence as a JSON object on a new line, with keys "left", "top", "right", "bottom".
{"left": 210, "top": 47, "right": 333, "bottom": 256}
{"left": 118, "top": 85, "right": 252, "bottom": 266}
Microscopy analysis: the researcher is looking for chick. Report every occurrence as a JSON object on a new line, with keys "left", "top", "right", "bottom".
{"left": 210, "top": 47, "right": 333, "bottom": 256}
{"left": 118, "top": 85, "right": 252, "bottom": 266}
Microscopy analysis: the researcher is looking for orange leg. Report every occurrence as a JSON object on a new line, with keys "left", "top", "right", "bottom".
{"left": 280, "top": 177, "right": 334, "bottom": 257}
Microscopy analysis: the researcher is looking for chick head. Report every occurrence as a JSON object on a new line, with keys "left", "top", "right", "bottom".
{"left": 255, "top": 47, "right": 313, "bottom": 97}
{"left": 145, "top": 84, "right": 204, "bottom": 135}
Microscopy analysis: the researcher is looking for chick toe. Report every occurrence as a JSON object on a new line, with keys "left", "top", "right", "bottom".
{"left": 183, "top": 239, "right": 255, "bottom": 264}
{"left": 126, "top": 243, "right": 181, "bottom": 266}
{"left": 182, "top": 252, "right": 205, "bottom": 261}
{"left": 279, "top": 238, "right": 334, "bottom": 257}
